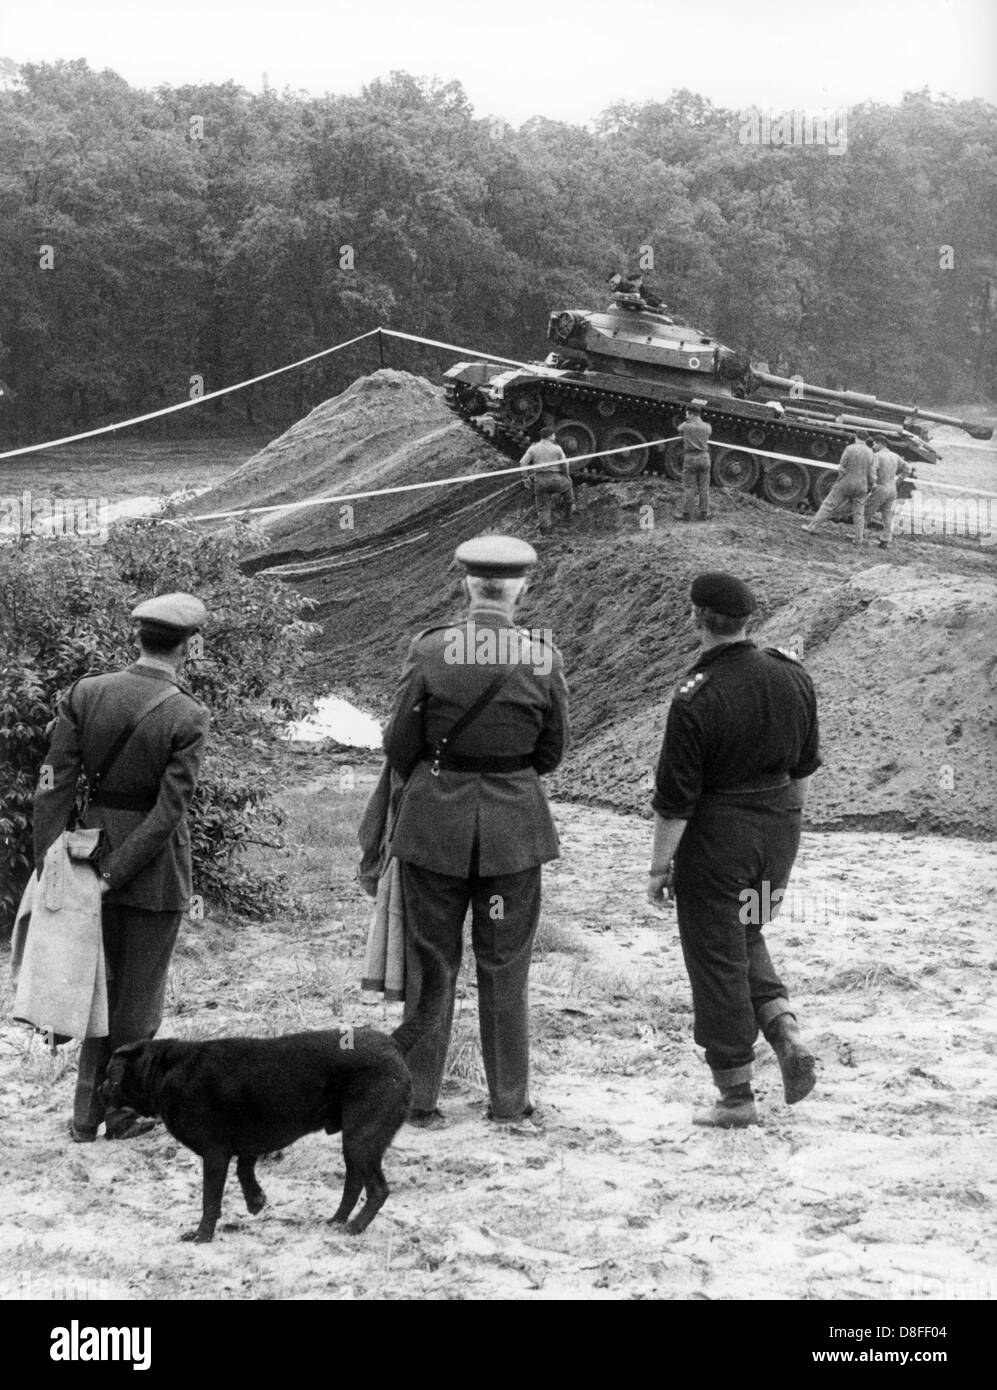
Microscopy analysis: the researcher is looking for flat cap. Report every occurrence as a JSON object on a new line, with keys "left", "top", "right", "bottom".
{"left": 690, "top": 571, "right": 756, "bottom": 618}
{"left": 131, "top": 592, "right": 207, "bottom": 636}
{"left": 454, "top": 535, "right": 537, "bottom": 578}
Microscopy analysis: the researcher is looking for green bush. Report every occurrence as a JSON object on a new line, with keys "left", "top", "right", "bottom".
{"left": 0, "top": 519, "right": 318, "bottom": 930}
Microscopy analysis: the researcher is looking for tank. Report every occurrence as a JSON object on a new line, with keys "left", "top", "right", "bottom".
{"left": 444, "top": 291, "right": 994, "bottom": 509}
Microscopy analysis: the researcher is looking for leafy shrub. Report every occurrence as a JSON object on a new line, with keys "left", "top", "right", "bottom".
{"left": 0, "top": 519, "right": 318, "bottom": 930}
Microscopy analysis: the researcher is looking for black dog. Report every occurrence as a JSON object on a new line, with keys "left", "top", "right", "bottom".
{"left": 101, "top": 959, "right": 443, "bottom": 1243}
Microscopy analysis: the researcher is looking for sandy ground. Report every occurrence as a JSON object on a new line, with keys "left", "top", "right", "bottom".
{"left": 3, "top": 376, "right": 995, "bottom": 1303}
{"left": 2, "top": 797, "right": 995, "bottom": 1303}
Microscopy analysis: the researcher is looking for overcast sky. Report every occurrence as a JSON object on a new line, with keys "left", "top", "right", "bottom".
{"left": 1, "top": 0, "right": 994, "bottom": 124}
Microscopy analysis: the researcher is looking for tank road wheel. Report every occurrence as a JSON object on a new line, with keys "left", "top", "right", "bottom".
{"left": 553, "top": 418, "right": 597, "bottom": 465}
{"left": 599, "top": 427, "right": 650, "bottom": 479}
{"left": 661, "top": 439, "right": 684, "bottom": 481}
{"left": 507, "top": 386, "right": 544, "bottom": 428}
{"left": 712, "top": 448, "right": 760, "bottom": 492}
{"left": 809, "top": 467, "right": 837, "bottom": 508}
{"left": 762, "top": 461, "right": 811, "bottom": 508}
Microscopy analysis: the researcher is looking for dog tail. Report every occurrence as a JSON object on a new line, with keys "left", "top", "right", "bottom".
{"left": 390, "top": 941, "right": 448, "bottom": 1058}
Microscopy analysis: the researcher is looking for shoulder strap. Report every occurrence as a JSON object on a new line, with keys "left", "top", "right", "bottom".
{"left": 87, "top": 685, "right": 183, "bottom": 796}
{"left": 433, "top": 671, "right": 514, "bottom": 769}
{"left": 673, "top": 669, "right": 711, "bottom": 702}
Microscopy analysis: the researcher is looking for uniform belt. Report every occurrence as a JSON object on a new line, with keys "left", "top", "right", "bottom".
{"left": 421, "top": 753, "right": 534, "bottom": 774}
{"left": 705, "top": 777, "right": 790, "bottom": 798}
{"left": 89, "top": 791, "right": 157, "bottom": 812}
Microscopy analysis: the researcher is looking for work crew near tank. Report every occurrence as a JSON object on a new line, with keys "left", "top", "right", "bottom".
{"left": 803, "top": 430, "right": 876, "bottom": 544}
{"left": 32, "top": 593, "right": 210, "bottom": 1144}
{"left": 674, "top": 402, "right": 713, "bottom": 522}
{"left": 383, "top": 535, "right": 570, "bottom": 1129}
{"left": 865, "top": 435, "right": 909, "bottom": 549}
{"left": 647, "top": 572, "right": 822, "bottom": 1127}
{"left": 520, "top": 428, "right": 575, "bottom": 531}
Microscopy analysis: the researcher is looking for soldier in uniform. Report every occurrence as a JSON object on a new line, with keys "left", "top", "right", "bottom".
{"left": 674, "top": 402, "right": 713, "bottom": 522}
{"left": 864, "top": 435, "right": 909, "bottom": 549}
{"left": 803, "top": 431, "right": 876, "bottom": 544}
{"left": 383, "top": 536, "right": 569, "bottom": 1128}
{"left": 647, "top": 573, "right": 821, "bottom": 1127}
{"left": 33, "top": 593, "right": 210, "bottom": 1142}
{"left": 520, "top": 428, "right": 575, "bottom": 531}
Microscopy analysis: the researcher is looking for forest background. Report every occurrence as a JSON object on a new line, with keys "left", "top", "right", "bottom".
{"left": 1, "top": 59, "right": 995, "bottom": 440}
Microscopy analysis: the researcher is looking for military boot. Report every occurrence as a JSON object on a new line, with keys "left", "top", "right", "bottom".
{"left": 767, "top": 1012, "right": 816, "bottom": 1104}
{"left": 693, "top": 1082, "right": 758, "bottom": 1129}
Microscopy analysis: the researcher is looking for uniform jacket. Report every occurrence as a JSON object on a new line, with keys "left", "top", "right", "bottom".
{"left": 32, "top": 663, "right": 210, "bottom": 911}
{"left": 521, "top": 439, "right": 570, "bottom": 477}
{"left": 678, "top": 418, "right": 712, "bottom": 461}
{"left": 653, "top": 641, "right": 821, "bottom": 821}
{"left": 837, "top": 442, "right": 875, "bottom": 494}
{"left": 383, "top": 602, "right": 570, "bottom": 876}
{"left": 871, "top": 448, "right": 908, "bottom": 490}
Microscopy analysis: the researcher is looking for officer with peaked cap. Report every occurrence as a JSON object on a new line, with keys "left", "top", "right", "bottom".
{"left": 33, "top": 592, "right": 210, "bottom": 1142}
{"left": 646, "top": 572, "right": 822, "bottom": 1127}
{"left": 383, "top": 535, "right": 569, "bottom": 1128}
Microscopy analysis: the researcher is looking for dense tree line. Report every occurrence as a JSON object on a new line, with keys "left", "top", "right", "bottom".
{"left": 0, "top": 60, "right": 994, "bottom": 441}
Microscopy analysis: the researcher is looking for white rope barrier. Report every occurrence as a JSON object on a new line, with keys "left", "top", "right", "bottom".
{"left": 182, "top": 431, "right": 997, "bottom": 523}
{"left": 0, "top": 330, "right": 381, "bottom": 460}
{"left": 183, "top": 436, "right": 682, "bottom": 521}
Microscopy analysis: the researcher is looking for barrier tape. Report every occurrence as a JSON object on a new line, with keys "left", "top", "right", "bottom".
{"left": 182, "top": 432, "right": 997, "bottom": 523}
{"left": 0, "top": 330, "right": 381, "bottom": 460}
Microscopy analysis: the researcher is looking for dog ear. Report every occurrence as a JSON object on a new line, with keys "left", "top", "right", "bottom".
{"left": 109, "top": 1040, "right": 157, "bottom": 1114}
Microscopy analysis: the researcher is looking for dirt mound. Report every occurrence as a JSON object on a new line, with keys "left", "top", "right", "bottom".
{"left": 554, "top": 549, "right": 997, "bottom": 836}
{"left": 184, "top": 370, "right": 504, "bottom": 558}
{"left": 200, "top": 370, "right": 997, "bottom": 837}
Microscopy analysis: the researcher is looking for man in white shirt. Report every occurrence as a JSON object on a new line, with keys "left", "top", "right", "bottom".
{"left": 865, "top": 435, "right": 909, "bottom": 549}
{"left": 520, "top": 429, "right": 575, "bottom": 531}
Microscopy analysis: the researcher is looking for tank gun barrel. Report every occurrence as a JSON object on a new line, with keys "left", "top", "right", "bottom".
{"left": 750, "top": 370, "right": 994, "bottom": 440}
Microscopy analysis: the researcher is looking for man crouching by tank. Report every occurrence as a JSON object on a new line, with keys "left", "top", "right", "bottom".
{"left": 646, "top": 572, "right": 822, "bottom": 1127}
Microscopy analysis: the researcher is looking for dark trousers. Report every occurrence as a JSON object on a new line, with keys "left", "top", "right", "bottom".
{"left": 533, "top": 475, "right": 575, "bottom": 527}
{"left": 674, "top": 795, "right": 801, "bottom": 1082}
{"left": 681, "top": 458, "right": 711, "bottom": 517}
{"left": 73, "top": 905, "right": 182, "bottom": 1131}
{"left": 399, "top": 859, "right": 542, "bottom": 1120}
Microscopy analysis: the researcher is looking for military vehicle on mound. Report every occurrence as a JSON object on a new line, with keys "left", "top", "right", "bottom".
{"left": 444, "top": 289, "right": 994, "bottom": 509}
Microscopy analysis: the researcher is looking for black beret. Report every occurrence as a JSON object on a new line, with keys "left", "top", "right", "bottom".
{"left": 690, "top": 571, "right": 756, "bottom": 618}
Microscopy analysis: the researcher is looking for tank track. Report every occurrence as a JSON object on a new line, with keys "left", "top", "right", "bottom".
{"left": 445, "top": 374, "right": 879, "bottom": 500}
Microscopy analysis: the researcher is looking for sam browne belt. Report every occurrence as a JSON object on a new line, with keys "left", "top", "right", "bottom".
{"left": 422, "top": 752, "right": 533, "bottom": 774}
